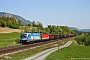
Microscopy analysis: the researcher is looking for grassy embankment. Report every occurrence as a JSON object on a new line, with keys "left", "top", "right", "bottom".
{"left": 0, "top": 26, "right": 78, "bottom": 60}
{"left": 19, "top": 26, "right": 38, "bottom": 32}
{"left": 45, "top": 41, "right": 90, "bottom": 60}
{"left": 0, "top": 26, "right": 32, "bottom": 48}
{"left": 0, "top": 37, "right": 73, "bottom": 60}
{"left": 0, "top": 32, "right": 20, "bottom": 48}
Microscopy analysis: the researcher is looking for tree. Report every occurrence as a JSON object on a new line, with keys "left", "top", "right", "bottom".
{"left": 85, "top": 36, "right": 90, "bottom": 46}
{"left": 44, "top": 27, "right": 50, "bottom": 34}
{"left": 37, "top": 22, "right": 43, "bottom": 29}
{"left": 60, "top": 26, "right": 70, "bottom": 34}
{"left": 75, "top": 33, "right": 90, "bottom": 46}
{"left": 10, "top": 17, "right": 17, "bottom": 24}
{"left": 1, "top": 20, "right": 7, "bottom": 27}
{"left": 32, "top": 21, "right": 36, "bottom": 27}
{"left": 18, "top": 20, "right": 22, "bottom": 26}
{"left": 0, "top": 17, "right": 20, "bottom": 29}
{"left": 28, "top": 24, "right": 31, "bottom": 26}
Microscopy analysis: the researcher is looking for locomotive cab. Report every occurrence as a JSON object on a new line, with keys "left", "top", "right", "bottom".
{"left": 20, "top": 32, "right": 41, "bottom": 43}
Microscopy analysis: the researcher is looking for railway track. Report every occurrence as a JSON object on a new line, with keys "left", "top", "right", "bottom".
{"left": 0, "top": 39, "right": 58, "bottom": 57}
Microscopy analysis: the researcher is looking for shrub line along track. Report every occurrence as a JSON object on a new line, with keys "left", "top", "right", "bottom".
{"left": 0, "top": 39, "right": 60, "bottom": 57}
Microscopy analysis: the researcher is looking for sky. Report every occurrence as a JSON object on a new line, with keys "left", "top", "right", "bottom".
{"left": 0, "top": 0, "right": 90, "bottom": 29}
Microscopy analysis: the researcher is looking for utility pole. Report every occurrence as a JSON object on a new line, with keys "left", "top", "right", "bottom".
{"left": 37, "top": 22, "right": 40, "bottom": 33}
{"left": 57, "top": 25, "right": 59, "bottom": 53}
{"left": 38, "top": 27, "right": 40, "bottom": 33}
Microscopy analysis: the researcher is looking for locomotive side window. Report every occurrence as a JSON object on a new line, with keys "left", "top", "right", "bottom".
{"left": 21, "top": 34, "right": 27, "bottom": 38}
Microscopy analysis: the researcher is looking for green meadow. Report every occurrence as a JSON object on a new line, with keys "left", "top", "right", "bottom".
{"left": 1, "top": 33, "right": 89, "bottom": 60}
{"left": 0, "top": 32, "right": 20, "bottom": 48}
{"left": 0, "top": 37, "right": 72, "bottom": 60}
{"left": 45, "top": 41, "right": 90, "bottom": 60}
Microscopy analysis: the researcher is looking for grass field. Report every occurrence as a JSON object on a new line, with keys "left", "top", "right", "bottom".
{"left": 0, "top": 32, "right": 20, "bottom": 48}
{"left": 1, "top": 46, "right": 47, "bottom": 60}
{"left": 45, "top": 41, "right": 90, "bottom": 60}
{"left": 0, "top": 37, "right": 72, "bottom": 60}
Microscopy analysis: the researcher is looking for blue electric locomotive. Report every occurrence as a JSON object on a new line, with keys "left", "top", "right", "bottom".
{"left": 20, "top": 32, "right": 41, "bottom": 43}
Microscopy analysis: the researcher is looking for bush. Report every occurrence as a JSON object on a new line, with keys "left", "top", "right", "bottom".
{"left": 75, "top": 33, "right": 90, "bottom": 46}
{"left": 85, "top": 36, "right": 90, "bottom": 46}
{"left": 15, "top": 38, "right": 20, "bottom": 43}
{"left": 75, "top": 36, "right": 81, "bottom": 45}
{"left": 12, "top": 24, "right": 20, "bottom": 29}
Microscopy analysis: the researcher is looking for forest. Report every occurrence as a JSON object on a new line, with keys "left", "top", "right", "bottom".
{"left": 0, "top": 17, "right": 21, "bottom": 29}
{"left": 24, "top": 21, "right": 78, "bottom": 34}
{"left": 0, "top": 17, "right": 78, "bottom": 34}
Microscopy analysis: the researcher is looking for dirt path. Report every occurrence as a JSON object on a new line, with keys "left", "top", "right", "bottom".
{"left": 23, "top": 41, "right": 72, "bottom": 60}
{"left": 0, "top": 27, "right": 21, "bottom": 33}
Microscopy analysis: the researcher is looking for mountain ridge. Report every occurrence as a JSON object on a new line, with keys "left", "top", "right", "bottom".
{"left": 69, "top": 27, "right": 90, "bottom": 32}
{"left": 0, "top": 12, "right": 31, "bottom": 25}
{"left": 79, "top": 29, "right": 90, "bottom": 32}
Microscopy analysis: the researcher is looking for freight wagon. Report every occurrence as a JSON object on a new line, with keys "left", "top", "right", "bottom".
{"left": 20, "top": 32, "right": 76, "bottom": 44}
{"left": 49, "top": 34, "right": 54, "bottom": 40}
